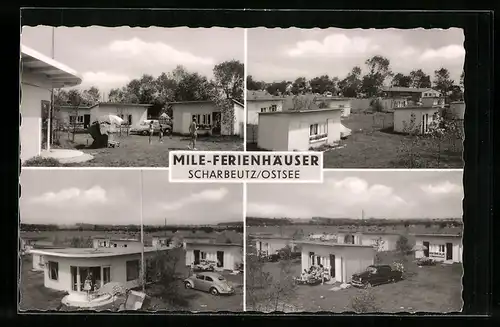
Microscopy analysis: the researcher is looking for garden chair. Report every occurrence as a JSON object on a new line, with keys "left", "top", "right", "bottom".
{"left": 118, "top": 290, "right": 148, "bottom": 311}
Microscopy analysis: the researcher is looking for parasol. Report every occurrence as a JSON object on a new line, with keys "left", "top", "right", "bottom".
{"left": 159, "top": 113, "right": 170, "bottom": 119}
{"left": 412, "top": 244, "right": 428, "bottom": 251}
{"left": 98, "top": 114, "right": 124, "bottom": 126}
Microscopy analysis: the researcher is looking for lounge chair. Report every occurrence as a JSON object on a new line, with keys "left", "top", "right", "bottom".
{"left": 118, "top": 290, "right": 148, "bottom": 311}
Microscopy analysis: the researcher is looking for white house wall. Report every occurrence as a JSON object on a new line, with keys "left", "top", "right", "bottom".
{"left": 41, "top": 253, "right": 150, "bottom": 293}
{"left": 246, "top": 100, "right": 284, "bottom": 126}
{"left": 185, "top": 244, "right": 243, "bottom": 271}
{"left": 32, "top": 253, "right": 45, "bottom": 271}
{"left": 393, "top": 108, "right": 439, "bottom": 134}
{"left": 360, "top": 235, "right": 399, "bottom": 252}
{"left": 300, "top": 244, "right": 375, "bottom": 283}
{"left": 257, "top": 114, "right": 290, "bottom": 151}
{"left": 318, "top": 99, "right": 352, "bottom": 117}
{"left": 414, "top": 236, "right": 463, "bottom": 263}
{"left": 287, "top": 110, "right": 342, "bottom": 151}
{"left": 231, "top": 103, "right": 245, "bottom": 138}
{"left": 20, "top": 71, "right": 53, "bottom": 162}
{"left": 172, "top": 103, "right": 217, "bottom": 135}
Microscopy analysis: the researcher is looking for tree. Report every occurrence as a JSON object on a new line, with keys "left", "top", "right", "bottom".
{"left": 460, "top": 70, "right": 465, "bottom": 90}
{"left": 309, "top": 75, "right": 336, "bottom": 94}
{"left": 361, "top": 55, "right": 393, "bottom": 97}
{"left": 213, "top": 60, "right": 244, "bottom": 102}
{"left": 409, "top": 69, "right": 432, "bottom": 88}
{"left": 175, "top": 72, "right": 213, "bottom": 101}
{"left": 81, "top": 86, "right": 101, "bottom": 105}
{"left": 246, "top": 75, "right": 264, "bottom": 91}
{"left": 292, "top": 77, "right": 307, "bottom": 95}
{"left": 396, "top": 235, "right": 412, "bottom": 255}
{"left": 449, "top": 85, "right": 463, "bottom": 102}
{"left": 338, "top": 66, "right": 362, "bottom": 97}
{"left": 391, "top": 73, "right": 412, "bottom": 87}
{"left": 433, "top": 68, "right": 455, "bottom": 100}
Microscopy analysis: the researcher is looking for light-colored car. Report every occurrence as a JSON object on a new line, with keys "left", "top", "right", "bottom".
{"left": 130, "top": 120, "right": 171, "bottom": 136}
{"left": 184, "top": 272, "right": 235, "bottom": 296}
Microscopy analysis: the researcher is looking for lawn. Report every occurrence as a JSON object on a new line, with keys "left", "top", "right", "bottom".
{"left": 247, "top": 253, "right": 463, "bottom": 313}
{"left": 51, "top": 133, "right": 243, "bottom": 167}
{"left": 324, "top": 113, "right": 463, "bottom": 168}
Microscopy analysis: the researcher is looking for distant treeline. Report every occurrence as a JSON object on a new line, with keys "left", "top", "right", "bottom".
{"left": 246, "top": 217, "right": 463, "bottom": 228}
{"left": 21, "top": 223, "right": 243, "bottom": 234}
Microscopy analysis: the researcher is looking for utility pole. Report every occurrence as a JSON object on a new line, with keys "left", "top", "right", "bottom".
{"left": 140, "top": 169, "right": 145, "bottom": 292}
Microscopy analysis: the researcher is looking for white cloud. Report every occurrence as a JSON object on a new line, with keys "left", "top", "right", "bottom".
{"left": 419, "top": 44, "right": 465, "bottom": 61}
{"left": 324, "top": 177, "right": 407, "bottom": 207}
{"left": 286, "top": 34, "right": 380, "bottom": 58}
{"left": 81, "top": 71, "right": 131, "bottom": 89}
{"left": 161, "top": 187, "right": 228, "bottom": 211}
{"left": 250, "top": 63, "right": 310, "bottom": 81}
{"left": 107, "top": 37, "right": 215, "bottom": 66}
{"left": 30, "top": 186, "right": 108, "bottom": 206}
{"left": 420, "top": 181, "right": 462, "bottom": 195}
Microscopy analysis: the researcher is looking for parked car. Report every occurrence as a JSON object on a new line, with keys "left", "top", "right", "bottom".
{"left": 267, "top": 253, "right": 281, "bottom": 262}
{"left": 184, "top": 272, "right": 235, "bottom": 296}
{"left": 350, "top": 264, "right": 403, "bottom": 288}
{"left": 130, "top": 120, "right": 172, "bottom": 136}
{"left": 193, "top": 259, "right": 216, "bottom": 272}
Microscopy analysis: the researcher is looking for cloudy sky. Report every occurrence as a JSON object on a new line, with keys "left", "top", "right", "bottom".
{"left": 248, "top": 28, "right": 465, "bottom": 84}
{"left": 247, "top": 170, "right": 463, "bottom": 219}
{"left": 20, "top": 169, "right": 243, "bottom": 225}
{"left": 21, "top": 26, "right": 244, "bottom": 94}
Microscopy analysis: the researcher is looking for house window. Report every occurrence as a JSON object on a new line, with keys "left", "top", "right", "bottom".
{"left": 192, "top": 114, "right": 202, "bottom": 125}
{"left": 260, "top": 108, "right": 267, "bottom": 113}
{"left": 270, "top": 105, "right": 277, "bottom": 112}
{"left": 103, "top": 267, "right": 111, "bottom": 284}
{"left": 429, "top": 244, "right": 446, "bottom": 258}
{"left": 126, "top": 260, "right": 140, "bottom": 281}
{"left": 48, "top": 261, "right": 59, "bottom": 281}
{"left": 309, "top": 122, "right": 328, "bottom": 142}
{"left": 338, "top": 104, "right": 345, "bottom": 108}
{"left": 199, "top": 114, "right": 211, "bottom": 128}
{"left": 201, "top": 252, "right": 207, "bottom": 260}
{"left": 69, "top": 116, "right": 84, "bottom": 123}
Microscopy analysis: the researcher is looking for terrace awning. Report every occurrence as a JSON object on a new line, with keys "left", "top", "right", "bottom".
{"left": 21, "top": 44, "right": 82, "bottom": 88}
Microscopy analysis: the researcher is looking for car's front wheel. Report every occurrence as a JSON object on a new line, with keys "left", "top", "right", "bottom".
{"left": 209, "top": 287, "right": 219, "bottom": 296}
{"left": 142, "top": 130, "right": 149, "bottom": 136}
{"left": 184, "top": 282, "right": 193, "bottom": 289}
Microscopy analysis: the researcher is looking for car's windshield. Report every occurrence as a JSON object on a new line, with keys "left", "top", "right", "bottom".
{"left": 367, "top": 266, "right": 377, "bottom": 274}
{"left": 218, "top": 276, "right": 225, "bottom": 281}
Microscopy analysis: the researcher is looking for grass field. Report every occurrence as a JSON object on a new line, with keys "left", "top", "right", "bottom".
{"left": 51, "top": 133, "right": 243, "bottom": 167}
{"left": 248, "top": 253, "right": 463, "bottom": 313}
{"left": 327, "top": 113, "right": 463, "bottom": 168}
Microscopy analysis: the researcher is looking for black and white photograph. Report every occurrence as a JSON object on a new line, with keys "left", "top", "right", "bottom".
{"left": 246, "top": 28, "right": 465, "bottom": 169}
{"left": 246, "top": 170, "right": 463, "bottom": 313}
{"left": 19, "top": 169, "right": 243, "bottom": 312}
{"left": 20, "top": 26, "right": 244, "bottom": 168}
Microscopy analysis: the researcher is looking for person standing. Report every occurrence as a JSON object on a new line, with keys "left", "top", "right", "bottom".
{"left": 189, "top": 117, "right": 198, "bottom": 150}
{"left": 148, "top": 121, "right": 154, "bottom": 145}
{"left": 158, "top": 123, "right": 164, "bottom": 143}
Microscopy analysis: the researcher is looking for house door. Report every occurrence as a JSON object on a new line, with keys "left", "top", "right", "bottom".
{"left": 446, "top": 243, "right": 453, "bottom": 260}
{"left": 213, "top": 112, "right": 221, "bottom": 135}
{"left": 103, "top": 267, "right": 111, "bottom": 285}
{"left": 41, "top": 100, "right": 51, "bottom": 150}
{"left": 128, "top": 114, "right": 133, "bottom": 126}
{"left": 193, "top": 250, "right": 201, "bottom": 264}
{"left": 329, "top": 254, "right": 336, "bottom": 277}
{"left": 423, "top": 241, "right": 430, "bottom": 257}
{"left": 84, "top": 114, "right": 91, "bottom": 128}
{"left": 217, "top": 251, "right": 224, "bottom": 268}
{"left": 71, "top": 266, "right": 78, "bottom": 291}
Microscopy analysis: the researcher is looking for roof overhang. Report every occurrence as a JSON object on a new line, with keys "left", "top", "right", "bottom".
{"left": 21, "top": 45, "right": 82, "bottom": 88}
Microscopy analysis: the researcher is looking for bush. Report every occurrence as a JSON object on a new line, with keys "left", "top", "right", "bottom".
{"left": 23, "top": 156, "right": 62, "bottom": 167}
{"left": 350, "top": 286, "right": 378, "bottom": 313}
{"left": 396, "top": 235, "right": 412, "bottom": 255}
